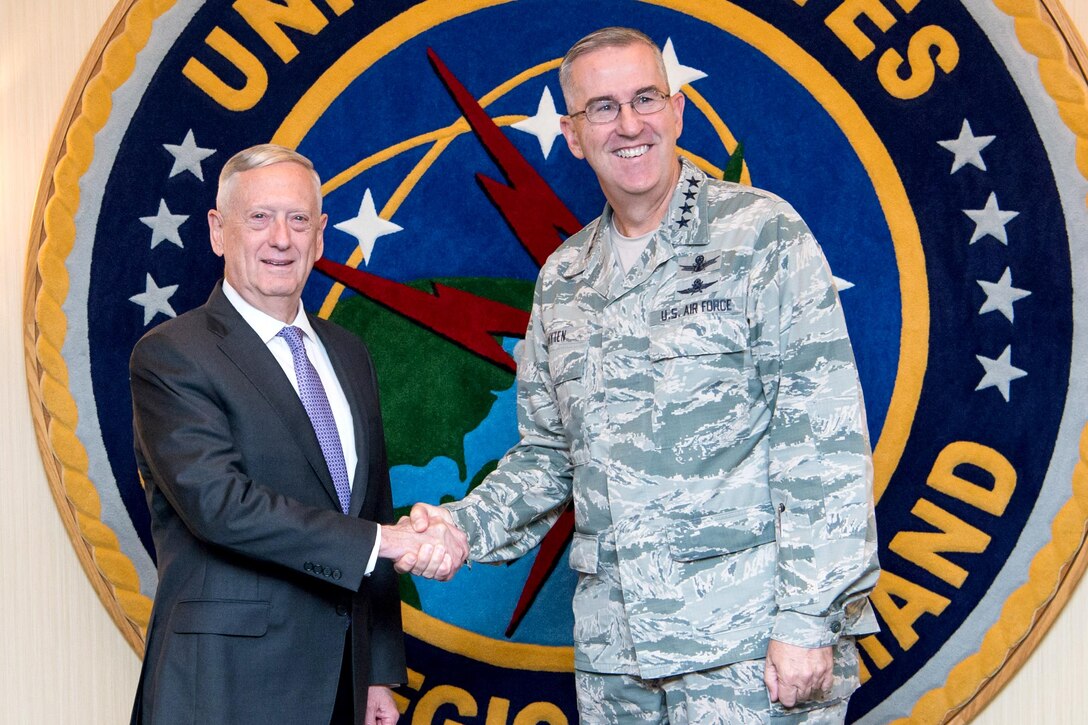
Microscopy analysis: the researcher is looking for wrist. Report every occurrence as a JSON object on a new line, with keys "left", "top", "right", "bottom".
{"left": 377, "top": 523, "right": 409, "bottom": 560}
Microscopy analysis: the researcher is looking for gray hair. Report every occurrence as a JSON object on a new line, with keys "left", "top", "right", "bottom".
{"left": 216, "top": 144, "right": 322, "bottom": 212}
{"left": 558, "top": 27, "right": 668, "bottom": 112}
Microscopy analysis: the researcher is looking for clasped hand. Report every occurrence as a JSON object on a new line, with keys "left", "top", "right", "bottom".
{"left": 764, "top": 640, "right": 834, "bottom": 708}
{"left": 379, "top": 503, "right": 467, "bottom": 581}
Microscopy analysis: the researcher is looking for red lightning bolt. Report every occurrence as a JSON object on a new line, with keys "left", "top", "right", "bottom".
{"left": 427, "top": 48, "right": 583, "bottom": 265}
{"left": 315, "top": 257, "right": 527, "bottom": 371}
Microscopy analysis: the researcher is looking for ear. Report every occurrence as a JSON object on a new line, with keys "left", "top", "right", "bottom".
{"left": 208, "top": 209, "right": 225, "bottom": 258}
{"left": 315, "top": 213, "right": 327, "bottom": 260}
{"left": 560, "top": 115, "right": 585, "bottom": 160}
{"left": 671, "top": 91, "right": 685, "bottom": 139}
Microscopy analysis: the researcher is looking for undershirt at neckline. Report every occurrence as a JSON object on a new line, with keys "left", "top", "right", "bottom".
{"left": 609, "top": 220, "right": 655, "bottom": 274}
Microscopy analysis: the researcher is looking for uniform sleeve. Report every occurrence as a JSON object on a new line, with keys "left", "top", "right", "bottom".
{"left": 747, "top": 202, "right": 880, "bottom": 648}
{"left": 446, "top": 277, "right": 573, "bottom": 562}
{"left": 130, "top": 330, "right": 378, "bottom": 591}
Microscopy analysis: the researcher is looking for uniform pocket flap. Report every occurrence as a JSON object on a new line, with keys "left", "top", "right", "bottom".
{"left": 670, "top": 503, "right": 776, "bottom": 562}
{"left": 547, "top": 340, "right": 588, "bottom": 385}
{"left": 648, "top": 310, "right": 748, "bottom": 362}
{"left": 769, "top": 697, "right": 844, "bottom": 722}
{"left": 569, "top": 532, "right": 600, "bottom": 574}
{"left": 171, "top": 599, "right": 270, "bottom": 637}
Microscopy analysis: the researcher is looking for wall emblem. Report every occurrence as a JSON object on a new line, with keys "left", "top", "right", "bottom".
{"left": 25, "top": 0, "right": 1088, "bottom": 721}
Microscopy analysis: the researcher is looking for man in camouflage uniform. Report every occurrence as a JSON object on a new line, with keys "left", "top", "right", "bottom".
{"left": 407, "top": 27, "right": 879, "bottom": 723}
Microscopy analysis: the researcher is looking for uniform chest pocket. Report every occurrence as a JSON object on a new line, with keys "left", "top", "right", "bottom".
{"left": 648, "top": 314, "right": 753, "bottom": 453}
{"left": 548, "top": 340, "right": 586, "bottom": 385}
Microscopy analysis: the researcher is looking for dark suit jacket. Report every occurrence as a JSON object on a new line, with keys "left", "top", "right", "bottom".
{"left": 129, "top": 283, "right": 405, "bottom": 725}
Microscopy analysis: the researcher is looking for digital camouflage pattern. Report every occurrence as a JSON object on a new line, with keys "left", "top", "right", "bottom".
{"left": 575, "top": 637, "right": 858, "bottom": 723}
{"left": 448, "top": 158, "right": 879, "bottom": 680}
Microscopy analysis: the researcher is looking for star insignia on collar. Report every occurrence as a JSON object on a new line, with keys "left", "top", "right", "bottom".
{"left": 684, "top": 189, "right": 697, "bottom": 200}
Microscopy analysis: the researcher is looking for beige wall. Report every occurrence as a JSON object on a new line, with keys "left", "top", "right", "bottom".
{"left": 1, "top": 2, "right": 144, "bottom": 723}
{"left": 2, "top": 2, "right": 1087, "bottom": 723}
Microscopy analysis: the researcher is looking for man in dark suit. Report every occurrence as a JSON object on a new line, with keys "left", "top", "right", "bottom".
{"left": 129, "top": 144, "right": 466, "bottom": 725}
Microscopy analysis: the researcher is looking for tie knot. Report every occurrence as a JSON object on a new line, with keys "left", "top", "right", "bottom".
{"left": 278, "top": 325, "right": 305, "bottom": 353}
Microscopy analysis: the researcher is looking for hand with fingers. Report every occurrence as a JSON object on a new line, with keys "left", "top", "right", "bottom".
{"left": 365, "top": 685, "right": 399, "bottom": 725}
{"left": 394, "top": 502, "right": 468, "bottom": 579}
{"left": 764, "top": 639, "right": 834, "bottom": 708}
{"left": 378, "top": 510, "right": 468, "bottom": 581}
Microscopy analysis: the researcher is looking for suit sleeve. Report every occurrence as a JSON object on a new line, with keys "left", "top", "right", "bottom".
{"left": 748, "top": 202, "right": 880, "bottom": 648}
{"left": 130, "top": 328, "right": 378, "bottom": 591}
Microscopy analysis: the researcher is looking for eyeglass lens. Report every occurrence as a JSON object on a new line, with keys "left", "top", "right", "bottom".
{"left": 583, "top": 91, "right": 668, "bottom": 124}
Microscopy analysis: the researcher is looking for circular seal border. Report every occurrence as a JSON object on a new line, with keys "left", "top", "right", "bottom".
{"left": 25, "top": 0, "right": 168, "bottom": 653}
{"left": 906, "top": 4, "right": 1088, "bottom": 720}
{"left": 21, "top": 0, "right": 1088, "bottom": 720}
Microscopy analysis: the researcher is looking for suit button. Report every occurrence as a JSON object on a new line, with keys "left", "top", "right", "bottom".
{"left": 336, "top": 603, "right": 349, "bottom": 616}
{"left": 322, "top": 566, "right": 332, "bottom": 577}
{"left": 304, "top": 562, "right": 314, "bottom": 572}
{"left": 332, "top": 569, "right": 342, "bottom": 580}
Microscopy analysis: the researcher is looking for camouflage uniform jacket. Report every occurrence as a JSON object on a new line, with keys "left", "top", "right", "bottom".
{"left": 447, "top": 158, "right": 880, "bottom": 678}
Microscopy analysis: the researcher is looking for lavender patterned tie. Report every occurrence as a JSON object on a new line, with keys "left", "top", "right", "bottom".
{"left": 277, "top": 326, "right": 351, "bottom": 514}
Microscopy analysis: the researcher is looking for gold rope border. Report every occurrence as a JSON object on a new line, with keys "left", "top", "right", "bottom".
{"left": 897, "top": 1, "right": 1088, "bottom": 722}
{"left": 22, "top": 0, "right": 164, "bottom": 654}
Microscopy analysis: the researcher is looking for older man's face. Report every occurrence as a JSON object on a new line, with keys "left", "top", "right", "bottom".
{"left": 560, "top": 43, "right": 684, "bottom": 212}
{"left": 209, "top": 162, "right": 326, "bottom": 322}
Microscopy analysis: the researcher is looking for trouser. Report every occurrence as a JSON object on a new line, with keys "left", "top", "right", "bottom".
{"left": 576, "top": 639, "right": 858, "bottom": 724}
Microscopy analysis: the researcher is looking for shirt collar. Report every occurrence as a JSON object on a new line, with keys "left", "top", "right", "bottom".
{"left": 221, "top": 280, "right": 316, "bottom": 344}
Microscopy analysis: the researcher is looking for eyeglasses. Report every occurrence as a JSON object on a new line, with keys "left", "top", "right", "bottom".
{"left": 569, "top": 89, "right": 671, "bottom": 124}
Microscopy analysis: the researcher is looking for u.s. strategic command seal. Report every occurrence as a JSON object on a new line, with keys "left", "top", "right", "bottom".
{"left": 24, "top": 0, "right": 1088, "bottom": 721}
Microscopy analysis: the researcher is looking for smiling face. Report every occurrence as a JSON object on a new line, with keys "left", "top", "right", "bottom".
{"left": 208, "top": 161, "right": 327, "bottom": 323}
{"left": 560, "top": 42, "right": 684, "bottom": 223}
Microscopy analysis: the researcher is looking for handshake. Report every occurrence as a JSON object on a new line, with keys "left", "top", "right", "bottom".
{"left": 378, "top": 503, "right": 469, "bottom": 581}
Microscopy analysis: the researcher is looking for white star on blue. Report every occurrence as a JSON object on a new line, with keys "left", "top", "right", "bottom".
{"left": 662, "top": 38, "right": 707, "bottom": 95}
{"left": 937, "top": 120, "right": 995, "bottom": 174}
{"left": 163, "top": 130, "right": 216, "bottom": 181}
{"left": 333, "top": 189, "right": 403, "bottom": 265}
{"left": 129, "top": 273, "right": 179, "bottom": 325}
{"left": 512, "top": 87, "right": 564, "bottom": 159}
{"left": 975, "top": 345, "right": 1027, "bottom": 402}
{"left": 978, "top": 268, "right": 1031, "bottom": 322}
{"left": 964, "top": 193, "right": 1019, "bottom": 245}
{"left": 139, "top": 199, "right": 188, "bottom": 249}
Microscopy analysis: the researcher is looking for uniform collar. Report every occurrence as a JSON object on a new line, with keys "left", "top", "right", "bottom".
{"left": 563, "top": 157, "right": 710, "bottom": 297}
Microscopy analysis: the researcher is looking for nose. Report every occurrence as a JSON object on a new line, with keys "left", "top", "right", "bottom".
{"left": 268, "top": 215, "right": 291, "bottom": 249}
{"left": 614, "top": 102, "right": 644, "bottom": 136}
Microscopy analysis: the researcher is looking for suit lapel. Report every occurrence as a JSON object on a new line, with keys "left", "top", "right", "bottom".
{"left": 205, "top": 285, "right": 343, "bottom": 510}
